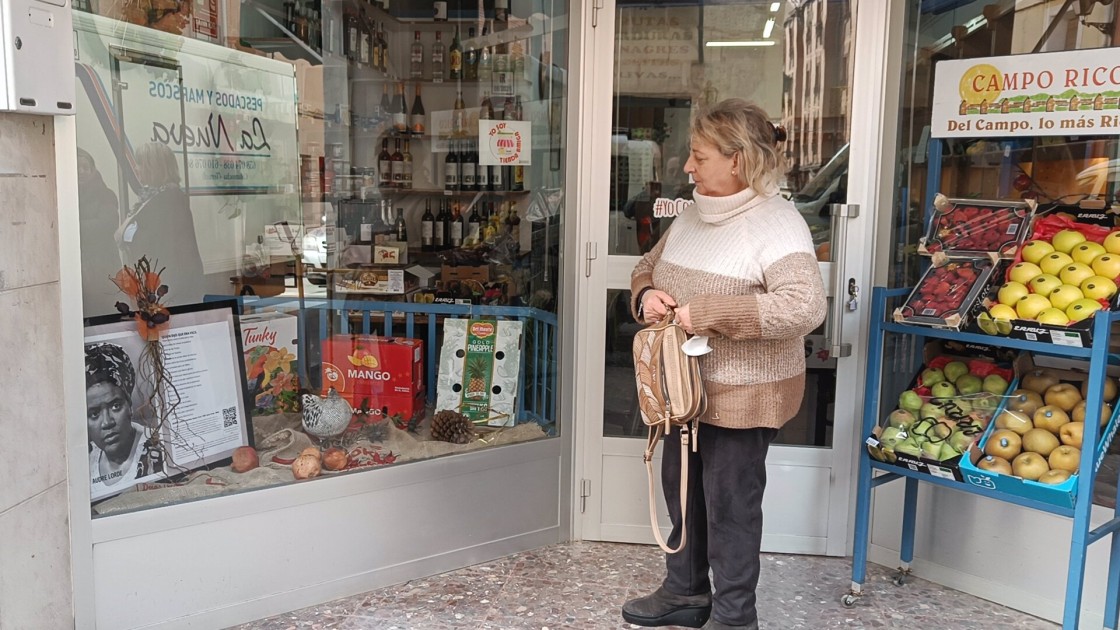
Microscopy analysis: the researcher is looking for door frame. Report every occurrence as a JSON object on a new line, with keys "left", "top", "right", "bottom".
{"left": 570, "top": 0, "right": 907, "bottom": 558}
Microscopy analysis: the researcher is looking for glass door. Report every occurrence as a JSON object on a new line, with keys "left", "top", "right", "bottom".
{"left": 576, "top": 0, "right": 894, "bottom": 556}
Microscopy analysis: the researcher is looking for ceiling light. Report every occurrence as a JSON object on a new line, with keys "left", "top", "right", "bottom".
{"left": 770, "top": 2, "right": 780, "bottom": 10}
{"left": 763, "top": 17, "right": 775, "bottom": 38}
{"left": 705, "top": 41, "right": 777, "bottom": 47}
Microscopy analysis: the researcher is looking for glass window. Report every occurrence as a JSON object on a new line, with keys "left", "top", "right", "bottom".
{"left": 74, "top": 0, "right": 568, "bottom": 517}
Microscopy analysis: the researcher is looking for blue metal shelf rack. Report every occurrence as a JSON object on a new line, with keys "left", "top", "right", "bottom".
{"left": 847, "top": 286, "right": 1120, "bottom": 629}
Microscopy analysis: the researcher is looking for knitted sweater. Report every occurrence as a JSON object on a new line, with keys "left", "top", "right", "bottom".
{"left": 630, "top": 186, "right": 827, "bottom": 430}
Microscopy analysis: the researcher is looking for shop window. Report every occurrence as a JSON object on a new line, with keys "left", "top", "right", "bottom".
{"left": 73, "top": 0, "right": 569, "bottom": 516}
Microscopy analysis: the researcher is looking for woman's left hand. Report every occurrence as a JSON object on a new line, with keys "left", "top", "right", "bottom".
{"left": 675, "top": 304, "right": 693, "bottom": 334}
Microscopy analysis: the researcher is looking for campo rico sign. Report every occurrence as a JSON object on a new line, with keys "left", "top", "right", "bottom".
{"left": 932, "top": 49, "right": 1120, "bottom": 138}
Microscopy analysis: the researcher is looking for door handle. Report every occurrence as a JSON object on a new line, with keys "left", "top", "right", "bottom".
{"left": 825, "top": 204, "right": 859, "bottom": 359}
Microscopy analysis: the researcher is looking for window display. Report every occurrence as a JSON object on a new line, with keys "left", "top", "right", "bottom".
{"left": 73, "top": 0, "right": 569, "bottom": 516}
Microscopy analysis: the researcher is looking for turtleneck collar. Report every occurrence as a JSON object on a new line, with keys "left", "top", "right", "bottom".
{"left": 692, "top": 185, "right": 777, "bottom": 225}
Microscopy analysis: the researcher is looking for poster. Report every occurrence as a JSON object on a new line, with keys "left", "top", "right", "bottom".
{"left": 932, "top": 50, "right": 1120, "bottom": 138}
{"left": 84, "top": 302, "right": 251, "bottom": 501}
{"left": 479, "top": 120, "right": 532, "bottom": 166}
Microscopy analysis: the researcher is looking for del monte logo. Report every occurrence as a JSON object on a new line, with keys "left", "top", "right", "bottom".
{"left": 470, "top": 322, "right": 495, "bottom": 338}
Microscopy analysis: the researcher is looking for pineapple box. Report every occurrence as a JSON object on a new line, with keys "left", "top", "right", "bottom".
{"left": 241, "top": 312, "right": 300, "bottom": 416}
{"left": 437, "top": 319, "right": 523, "bottom": 427}
{"left": 321, "top": 335, "right": 425, "bottom": 421}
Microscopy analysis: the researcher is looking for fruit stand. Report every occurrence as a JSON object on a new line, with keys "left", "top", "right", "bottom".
{"left": 846, "top": 287, "right": 1120, "bottom": 629}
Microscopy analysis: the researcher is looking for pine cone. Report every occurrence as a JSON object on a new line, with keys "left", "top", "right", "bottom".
{"left": 432, "top": 409, "right": 474, "bottom": 445}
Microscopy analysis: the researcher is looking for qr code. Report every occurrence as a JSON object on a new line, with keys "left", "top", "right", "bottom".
{"left": 223, "top": 406, "right": 238, "bottom": 428}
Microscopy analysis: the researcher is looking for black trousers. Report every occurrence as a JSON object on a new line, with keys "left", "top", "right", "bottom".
{"left": 661, "top": 422, "right": 778, "bottom": 626}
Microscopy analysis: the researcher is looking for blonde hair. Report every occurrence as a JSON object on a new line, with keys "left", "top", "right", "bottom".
{"left": 135, "top": 142, "right": 181, "bottom": 188}
{"left": 690, "top": 98, "right": 786, "bottom": 193}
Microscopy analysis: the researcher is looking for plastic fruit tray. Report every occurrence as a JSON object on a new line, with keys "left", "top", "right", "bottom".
{"left": 894, "top": 258, "right": 996, "bottom": 330}
{"left": 919, "top": 196, "right": 1033, "bottom": 259}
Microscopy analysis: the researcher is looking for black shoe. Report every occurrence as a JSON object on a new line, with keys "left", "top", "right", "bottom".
{"left": 621, "top": 586, "right": 712, "bottom": 628}
{"left": 700, "top": 618, "right": 759, "bottom": 630}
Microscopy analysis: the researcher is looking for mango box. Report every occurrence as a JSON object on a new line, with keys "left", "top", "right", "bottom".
{"left": 321, "top": 335, "right": 424, "bottom": 409}
{"left": 958, "top": 354, "right": 1120, "bottom": 510}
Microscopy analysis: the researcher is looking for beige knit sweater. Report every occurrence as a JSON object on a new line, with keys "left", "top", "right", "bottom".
{"left": 630, "top": 186, "right": 827, "bottom": 430}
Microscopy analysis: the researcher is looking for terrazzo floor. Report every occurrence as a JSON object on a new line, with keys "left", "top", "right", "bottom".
{"left": 229, "top": 542, "right": 1057, "bottom": 630}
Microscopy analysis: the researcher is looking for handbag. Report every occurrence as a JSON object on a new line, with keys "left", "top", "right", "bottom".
{"left": 632, "top": 307, "right": 707, "bottom": 553}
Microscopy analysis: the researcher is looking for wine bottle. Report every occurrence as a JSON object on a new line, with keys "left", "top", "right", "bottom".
{"left": 370, "top": 20, "right": 382, "bottom": 70}
{"left": 460, "top": 139, "right": 476, "bottom": 191}
{"left": 433, "top": 198, "right": 446, "bottom": 250}
{"left": 391, "top": 138, "right": 404, "bottom": 188}
{"left": 465, "top": 27, "right": 478, "bottom": 81}
{"left": 410, "top": 31, "right": 424, "bottom": 79}
{"left": 421, "top": 198, "right": 435, "bottom": 251}
{"left": 392, "top": 82, "right": 408, "bottom": 133}
{"left": 402, "top": 139, "right": 413, "bottom": 190}
{"left": 467, "top": 201, "right": 482, "bottom": 245}
{"left": 410, "top": 85, "right": 425, "bottom": 135}
{"left": 439, "top": 199, "right": 452, "bottom": 250}
{"left": 432, "top": 31, "right": 445, "bottom": 83}
{"left": 378, "top": 139, "right": 392, "bottom": 187}
{"left": 494, "top": 0, "right": 509, "bottom": 72}
{"left": 360, "top": 209, "right": 373, "bottom": 244}
{"left": 284, "top": 0, "right": 296, "bottom": 34}
{"left": 449, "top": 26, "right": 463, "bottom": 80}
{"left": 344, "top": 10, "right": 358, "bottom": 60}
{"left": 511, "top": 95, "right": 524, "bottom": 191}
{"left": 444, "top": 139, "right": 459, "bottom": 191}
{"left": 476, "top": 138, "right": 489, "bottom": 191}
{"left": 450, "top": 202, "right": 463, "bottom": 247}
{"left": 377, "top": 21, "right": 389, "bottom": 73}
{"left": 379, "top": 86, "right": 390, "bottom": 122}
{"left": 395, "top": 207, "right": 408, "bottom": 242}
{"left": 453, "top": 90, "right": 466, "bottom": 136}
{"left": 359, "top": 13, "right": 371, "bottom": 67}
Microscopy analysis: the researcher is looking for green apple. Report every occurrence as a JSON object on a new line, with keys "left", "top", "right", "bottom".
{"left": 1092, "top": 253, "right": 1120, "bottom": 279}
{"left": 1060, "top": 262, "right": 1096, "bottom": 287}
{"left": 1037, "top": 307, "right": 1070, "bottom": 326}
{"left": 888, "top": 409, "right": 916, "bottom": 429}
{"left": 931, "top": 381, "right": 956, "bottom": 399}
{"left": 899, "top": 390, "right": 924, "bottom": 413}
{"left": 921, "top": 368, "right": 946, "bottom": 387}
{"left": 1052, "top": 229, "right": 1088, "bottom": 254}
{"left": 998, "top": 281, "right": 1030, "bottom": 306}
{"left": 943, "top": 360, "right": 969, "bottom": 383}
{"left": 1067, "top": 298, "right": 1103, "bottom": 322}
{"left": 1081, "top": 275, "right": 1118, "bottom": 300}
{"left": 1072, "top": 241, "right": 1107, "bottom": 265}
{"left": 1016, "top": 293, "right": 1053, "bottom": 320}
{"left": 956, "top": 374, "right": 983, "bottom": 395}
{"left": 982, "top": 374, "right": 1009, "bottom": 395}
{"left": 1021, "top": 239, "right": 1055, "bottom": 264}
{"left": 1028, "top": 274, "right": 1062, "bottom": 297}
{"left": 1008, "top": 261, "right": 1044, "bottom": 285}
{"left": 1040, "top": 252, "right": 1075, "bottom": 276}
{"left": 1047, "top": 284, "right": 1084, "bottom": 311}
{"left": 1105, "top": 231, "right": 1120, "bottom": 254}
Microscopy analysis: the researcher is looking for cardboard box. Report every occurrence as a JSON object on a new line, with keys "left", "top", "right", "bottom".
{"left": 436, "top": 319, "right": 523, "bottom": 427}
{"left": 918, "top": 195, "right": 1034, "bottom": 259}
{"left": 241, "top": 312, "right": 301, "bottom": 415}
{"left": 894, "top": 257, "right": 997, "bottom": 330}
{"left": 321, "top": 335, "right": 424, "bottom": 409}
{"left": 335, "top": 267, "right": 406, "bottom": 294}
{"left": 957, "top": 354, "right": 1120, "bottom": 509}
{"left": 441, "top": 264, "right": 490, "bottom": 284}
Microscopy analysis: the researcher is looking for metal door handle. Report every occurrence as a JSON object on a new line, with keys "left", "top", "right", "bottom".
{"left": 826, "top": 204, "right": 859, "bottom": 359}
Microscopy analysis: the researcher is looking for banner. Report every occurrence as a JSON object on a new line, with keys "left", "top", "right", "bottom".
{"left": 932, "top": 50, "right": 1120, "bottom": 138}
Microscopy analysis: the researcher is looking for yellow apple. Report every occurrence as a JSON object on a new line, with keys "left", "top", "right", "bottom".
{"left": 1104, "top": 231, "right": 1120, "bottom": 254}
{"left": 1047, "top": 284, "right": 1084, "bottom": 311}
{"left": 989, "top": 303, "right": 1018, "bottom": 320}
{"left": 1092, "top": 253, "right": 1120, "bottom": 279}
{"left": 1044, "top": 383, "right": 1083, "bottom": 412}
{"left": 1060, "top": 263, "right": 1096, "bottom": 287}
{"left": 1081, "top": 275, "right": 1118, "bottom": 300}
{"left": 1052, "top": 229, "right": 1088, "bottom": 254}
{"left": 1071, "top": 241, "right": 1107, "bottom": 265}
{"left": 1036, "top": 307, "right": 1070, "bottom": 326}
{"left": 1016, "top": 294, "right": 1053, "bottom": 320}
{"left": 997, "top": 281, "right": 1030, "bottom": 306}
{"left": 1066, "top": 298, "right": 1104, "bottom": 322}
{"left": 1048, "top": 445, "right": 1081, "bottom": 473}
{"left": 1009, "top": 262, "right": 1044, "bottom": 285}
{"left": 1040, "top": 252, "right": 1075, "bottom": 276}
{"left": 1012, "top": 451, "right": 1050, "bottom": 480}
{"left": 1028, "top": 274, "right": 1062, "bottom": 297}
{"left": 1021, "top": 240, "right": 1055, "bottom": 264}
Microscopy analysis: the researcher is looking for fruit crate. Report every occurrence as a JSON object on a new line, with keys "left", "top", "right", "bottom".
{"left": 958, "top": 354, "right": 1120, "bottom": 510}
{"left": 893, "top": 258, "right": 997, "bottom": 330}
{"left": 918, "top": 195, "right": 1034, "bottom": 259}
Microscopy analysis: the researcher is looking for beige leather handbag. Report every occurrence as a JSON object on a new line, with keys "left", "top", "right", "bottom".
{"left": 632, "top": 308, "right": 706, "bottom": 553}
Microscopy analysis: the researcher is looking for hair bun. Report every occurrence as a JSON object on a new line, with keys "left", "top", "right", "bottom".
{"left": 770, "top": 123, "right": 787, "bottom": 144}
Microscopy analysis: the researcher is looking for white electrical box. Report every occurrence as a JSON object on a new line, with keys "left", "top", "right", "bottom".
{"left": 0, "top": 0, "right": 74, "bottom": 114}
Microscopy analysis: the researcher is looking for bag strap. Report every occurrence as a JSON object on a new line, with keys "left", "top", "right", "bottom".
{"left": 644, "top": 421, "right": 693, "bottom": 554}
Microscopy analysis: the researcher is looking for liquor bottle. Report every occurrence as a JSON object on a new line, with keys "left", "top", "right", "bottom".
{"left": 391, "top": 138, "right": 404, "bottom": 187}
{"left": 392, "top": 82, "right": 408, "bottom": 133}
{"left": 394, "top": 207, "right": 408, "bottom": 242}
{"left": 294, "top": 3, "right": 307, "bottom": 44}
{"left": 360, "top": 209, "right": 373, "bottom": 244}
{"left": 494, "top": 0, "right": 509, "bottom": 79}
{"left": 467, "top": 201, "right": 482, "bottom": 245}
{"left": 450, "top": 202, "right": 463, "bottom": 247}
{"left": 432, "top": 31, "right": 445, "bottom": 82}
{"left": 410, "top": 85, "right": 425, "bottom": 135}
{"left": 284, "top": 0, "right": 296, "bottom": 34}
{"left": 464, "top": 27, "right": 478, "bottom": 81}
{"left": 444, "top": 139, "right": 459, "bottom": 191}
{"left": 359, "top": 13, "right": 371, "bottom": 67}
{"left": 449, "top": 27, "right": 463, "bottom": 80}
{"left": 453, "top": 90, "right": 466, "bottom": 136}
{"left": 378, "top": 139, "right": 392, "bottom": 187}
{"left": 478, "top": 24, "right": 492, "bottom": 84}
{"left": 402, "top": 139, "right": 413, "bottom": 189}
{"left": 439, "top": 199, "right": 452, "bottom": 250}
{"left": 460, "top": 139, "right": 476, "bottom": 191}
{"left": 370, "top": 20, "right": 382, "bottom": 70}
{"left": 511, "top": 96, "right": 524, "bottom": 191}
{"left": 506, "top": 201, "right": 521, "bottom": 244}
{"left": 410, "top": 31, "right": 424, "bottom": 79}
{"left": 344, "top": 10, "right": 358, "bottom": 60}
{"left": 433, "top": 199, "right": 446, "bottom": 250}
{"left": 485, "top": 200, "right": 501, "bottom": 240}
{"left": 421, "top": 198, "right": 435, "bottom": 251}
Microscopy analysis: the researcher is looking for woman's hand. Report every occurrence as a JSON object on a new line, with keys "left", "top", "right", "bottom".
{"left": 675, "top": 304, "right": 693, "bottom": 334}
{"left": 641, "top": 290, "right": 677, "bottom": 324}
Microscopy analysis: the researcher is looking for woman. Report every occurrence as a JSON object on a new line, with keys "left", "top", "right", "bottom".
{"left": 621, "top": 99, "right": 827, "bottom": 630}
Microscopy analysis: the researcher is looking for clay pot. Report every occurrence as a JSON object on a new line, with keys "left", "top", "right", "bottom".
{"left": 292, "top": 454, "right": 322, "bottom": 479}
{"left": 231, "top": 446, "right": 259, "bottom": 473}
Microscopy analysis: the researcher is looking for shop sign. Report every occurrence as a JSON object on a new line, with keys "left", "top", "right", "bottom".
{"left": 932, "top": 50, "right": 1120, "bottom": 138}
{"left": 479, "top": 120, "right": 532, "bottom": 166}
{"left": 615, "top": 7, "right": 699, "bottom": 95}
{"left": 652, "top": 197, "right": 692, "bottom": 218}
